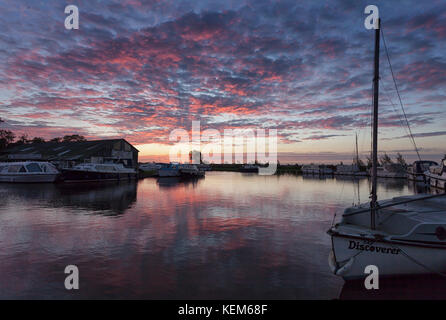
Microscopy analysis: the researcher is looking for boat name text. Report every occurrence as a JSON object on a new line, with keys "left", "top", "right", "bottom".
{"left": 348, "top": 241, "right": 400, "bottom": 254}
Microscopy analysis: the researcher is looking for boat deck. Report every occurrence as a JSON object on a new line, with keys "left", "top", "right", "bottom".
{"left": 338, "top": 195, "right": 446, "bottom": 238}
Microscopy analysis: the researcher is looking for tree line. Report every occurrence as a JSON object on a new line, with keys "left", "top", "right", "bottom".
{"left": 365, "top": 152, "right": 407, "bottom": 168}
{"left": 0, "top": 118, "right": 86, "bottom": 151}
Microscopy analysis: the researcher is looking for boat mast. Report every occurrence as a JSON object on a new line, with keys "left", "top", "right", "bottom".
{"left": 355, "top": 132, "right": 359, "bottom": 166}
{"left": 370, "top": 19, "right": 380, "bottom": 230}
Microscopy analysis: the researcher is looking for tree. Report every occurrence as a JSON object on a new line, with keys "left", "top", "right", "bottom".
{"left": 17, "top": 134, "right": 29, "bottom": 144}
{"left": 357, "top": 158, "right": 366, "bottom": 169}
{"left": 63, "top": 134, "right": 86, "bottom": 142}
{"left": 395, "top": 153, "right": 407, "bottom": 167}
{"left": 0, "top": 129, "right": 15, "bottom": 150}
{"left": 50, "top": 137, "right": 62, "bottom": 143}
{"left": 380, "top": 153, "right": 393, "bottom": 166}
{"left": 31, "top": 137, "right": 45, "bottom": 144}
{"left": 366, "top": 155, "right": 373, "bottom": 169}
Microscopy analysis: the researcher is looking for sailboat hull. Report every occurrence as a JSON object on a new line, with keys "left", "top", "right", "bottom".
{"left": 330, "top": 232, "right": 446, "bottom": 280}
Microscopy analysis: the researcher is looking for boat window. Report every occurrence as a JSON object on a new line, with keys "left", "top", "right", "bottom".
{"left": 7, "top": 165, "right": 24, "bottom": 173}
{"left": 26, "top": 163, "right": 42, "bottom": 173}
{"left": 0, "top": 166, "right": 5, "bottom": 173}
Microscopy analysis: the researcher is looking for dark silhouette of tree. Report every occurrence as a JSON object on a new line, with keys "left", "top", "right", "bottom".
{"left": 50, "top": 137, "right": 62, "bottom": 143}
{"left": 0, "top": 129, "right": 15, "bottom": 150}
{"left": 17, "top": 134, "right": 29, "bottom": 144}
{"left": 366, "top": 155, "right": 372, "bottom": 168}
{"left": 63, "top": 134, "right": 86, "bottom": 142}
{"left": 357, "top": 158, "right": 366, "bottom": 170}
{"left": 31, "top": 137, "right": 45, "bottom": 144}
{"left": 396, "top": 153, "right": 407, "bottom": 167}
{"left": 380, "top": 153, "right": 393, "bottom": 166}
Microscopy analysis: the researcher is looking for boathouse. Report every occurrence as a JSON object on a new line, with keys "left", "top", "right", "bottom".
{"left": 0, "top": 139, "right": 139, "bottom": 169}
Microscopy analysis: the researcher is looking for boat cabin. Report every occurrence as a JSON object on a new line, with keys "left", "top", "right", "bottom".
{"left": 411, "top": 160, "right": 438, "bottom": 174}
{"left": 0, "top": 162, "right": 59, "bottom": 174}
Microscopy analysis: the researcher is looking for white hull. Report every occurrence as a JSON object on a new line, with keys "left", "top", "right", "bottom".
{"left": 335, "top": 171, "right": 368, "bottom": 176}
{"left": 407, "top": 173, "right": 426, "bottom": 182}
{"left": 426, "top": 173, "right": 446, "bottom": 189}
{"left": 302, "top": 170, "right": 333, "bottom": 175}
{"left": 0, "top": 173, "right": 58, "bottom": 183}
{"left": 330, "top": 233, "right": 446, "bottom": 280}
{"left": 378, "top": 172, "right": 407, "bottom": 179}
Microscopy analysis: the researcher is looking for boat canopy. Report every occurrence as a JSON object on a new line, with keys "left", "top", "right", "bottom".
{"left": 0, "top": 162, "right": 59, "bottom": 174}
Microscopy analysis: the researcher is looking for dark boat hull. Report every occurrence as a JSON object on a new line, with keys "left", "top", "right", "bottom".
{"left": 61, "top": 169, "right": 137, "bottom": 182}
{"left": 240, "top": 168, "right": 258, "bottom": 173}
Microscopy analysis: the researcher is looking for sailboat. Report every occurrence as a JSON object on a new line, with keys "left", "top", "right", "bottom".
{"left": 335, "top": 134, "right": 366, "bottom": 176}
{"left": 327, "top": 17, "right": 446, "bottom": 280}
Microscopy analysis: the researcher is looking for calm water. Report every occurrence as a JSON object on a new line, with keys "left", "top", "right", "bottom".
{"left": 0, "top": 172, "right": 440, "bottom": 299}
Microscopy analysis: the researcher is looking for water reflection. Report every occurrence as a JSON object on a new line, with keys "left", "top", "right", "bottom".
{"left": 0, "top": 181, "right": 137, "bottom": 215}
{"left": 0, "top": 173, "right": 439, "bottom": 299}
{"left": 156, "top": 176, "right": 204, "bottom": 189}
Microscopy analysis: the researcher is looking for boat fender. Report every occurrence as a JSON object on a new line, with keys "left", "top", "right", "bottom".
{"left": 335, "top": 256, "right": 355, "bottom": 276}
{"left": 328, "top": 250, "right": 338, "bottom": 273}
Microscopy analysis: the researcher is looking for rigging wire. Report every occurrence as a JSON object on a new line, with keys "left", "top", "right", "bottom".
{"left": 380, "top": 25, "right": 422, "bottom": 161}
{"left": 380, "top": 78, "right": 412, "bottom": 141}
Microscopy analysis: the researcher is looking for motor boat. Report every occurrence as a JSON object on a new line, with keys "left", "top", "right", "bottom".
{"left": 407, "top": 160, "right": 438, "bottom": 183}
{"left": 319, "top": 165, "right": 333, "bottom": 175}
{"left": 302, "top": 164, "right": 332, "bottom": 175}
{"left": 240, "top": 164, "right": 259, "bottom": 173}
{"left": 61, "top": 163, "right": 136, "bottom": 182}
{"left": 425, "top": 158, "right": 446, "bottom": 189}
{"left": 158, "top": 163, "right": 181, "bottom": 177}
{"left": 301, "top": 164, "right": 319, "bottom": 174}
{"left": 335, "top": 164, "right": 361, "bottom": 175}
{"left": 139, "top": 162, "right": 161, "bottom": 172}
{"left": 179, "top": 164, "right": 205, "bottom": 177}
{"left": 0, "top": 161, "right": 60, "bottom": 183}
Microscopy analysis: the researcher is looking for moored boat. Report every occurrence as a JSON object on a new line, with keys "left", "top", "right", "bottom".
{"left": 139, "top": 162, "right": 161, "bottom": 172}
{"left": 0, "top": 161, "right": 60, "bottom": 183}
{"left": 319, "top": 165, "right": 333, "bottom": 175}
{"left": 158, "top": 163, "right": 181, "bottom": 177}
{"left": 335, "top": 164, "right": 360, "bottom": 175}
{"left": 407, "top": 160, "right": 438, "bottom": 183}
{"left": 61, "top": 163, "right": 136, "bottom": 182}
{"left": 139, "top": 162, "right": 161, "bottom": 177}
{"left": 240, "top": 164, "right": 259, "bottom": 173}
{"left": 328, "top": 11, "right": 446, "bottom": 281}
{"left": 302, "top": 164, "right": 333, "bottom": 175}
{"left": 179, "top": 164, "right": 205, "bottom": 177}
{"left": 329, "top": 194, "right": 446, "bottom": 279}
{"left": 335, "top": 134, "right": 367, "bottom": 176}
{"left": 301, "top": 164, "right": 317, "bottom": 174}
{"left": 425, "top": 157, "right": 446, "bottom": 189}
{"left": 369, "top": 164, "right": 407, "bottom": 179}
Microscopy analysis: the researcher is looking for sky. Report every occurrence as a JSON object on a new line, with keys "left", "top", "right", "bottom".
{"left": 0, "top": 0, "right": 445, "bottom": 163}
